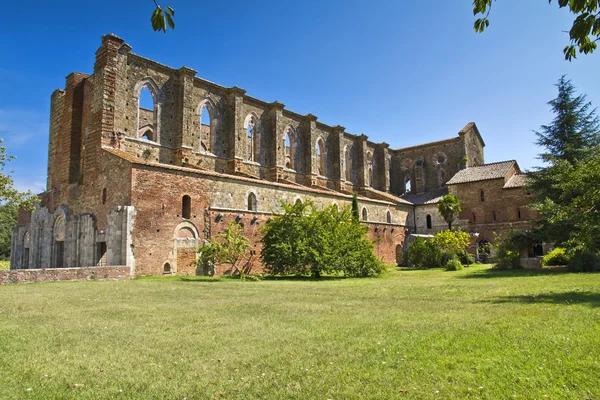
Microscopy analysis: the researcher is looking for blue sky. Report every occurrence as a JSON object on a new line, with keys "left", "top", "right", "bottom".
{"left": 1, "top": 0, "right": 599, "bottom": 193}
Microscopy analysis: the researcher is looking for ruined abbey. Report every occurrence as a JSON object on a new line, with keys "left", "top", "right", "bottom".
{"left": 9, "top": 34, "right": 539, "bottom": 277}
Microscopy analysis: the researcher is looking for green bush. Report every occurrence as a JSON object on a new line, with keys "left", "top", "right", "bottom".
{"left": 261, "top": 201, "right": 384, "bottom": 278}
{"left": 493, "top": 228, "right": 526, "bottom": 269}
{"left": 542, "top": 248, "right": 570, "bottom": 266}
{"left": 456, "top": 249, "right": 475, "bottom": 266}
{"left": 445, "top": 258, "right": 464, "bottom": 271}
{"left": 568, "top": 249, "right": 600, "bottom": 272}
{"left": 407, "top": 238, "right": 445, "bottom": 269}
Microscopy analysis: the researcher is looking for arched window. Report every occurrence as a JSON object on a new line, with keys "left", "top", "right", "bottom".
{"left": 284, "top": 127, "right": 295, "bottom": 169}
{"left": 247, "top": 192, "right": 257, "bottom": 211}
{"left": 53, "top": 216, "right": 66, "bottom": 268}
{"left": 517, "top": 208, "right": 522, "bottom": 219}
{"left": 480, "top": 190, "right": 485, "bottom": 202}
{"left": 492, "top": 211, "right": 497, "bottom": 221}
{"left": 344, "top": 146, "right": 352, "bottom": 182}
{"left": 182, "top": 195, "right": 191, "bottom": 219}
{"left": 387, "top": 211, "right": 392, "bottom": 224}
{"left": 245, "top": 115, "right": 257, "bottom": 161}
{"left": 405, "top": 178, "right": 412, "bottom": 194}
{"left": 295, "top": 198, "right": 302, "bottom": 206}
{"left": 439, "top": 169, "right": 446, "bottom": 187}
{"left": 163, "top": 263, "right": 171, "bottom": 274}
{"left": 316, "top": 138, "right": 325, "bottom": 176}
{"left": 136, "top": 81, "right": 158, "bottom": 142}
{"left": 426, "top": 214, "right": 432, "bottom": 230}
{"left": 362, "top": 207, "right": 368, "bottom": 221}
{"left": 141, "top": 129, "right": 153, "bottom": 141}
{"left": 199, "top": 105, "right": 212, "bottom": 152}
{"left": 102, "top": 188, "right": 107, "bottom": 204}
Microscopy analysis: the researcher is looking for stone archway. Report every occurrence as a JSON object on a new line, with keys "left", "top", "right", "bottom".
{"left": 167, "top": 221, "right": 200, "bottom": 275}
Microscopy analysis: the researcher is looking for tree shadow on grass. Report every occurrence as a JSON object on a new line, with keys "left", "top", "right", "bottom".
{"left": 261, "top": 275, "right": 347, "bottom": 282}
{"left": 460, "top": 268, "right": 573, "bottom": 279}
{"left": 175, "top": 276, "right": 223, "bottom": 283}
{"left": 489, "top": 291, "right": 600, "bottom": 307}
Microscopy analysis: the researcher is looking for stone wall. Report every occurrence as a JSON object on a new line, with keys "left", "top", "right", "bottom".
{"left": 0, "top": 266, "right": 132, "bottom": 285}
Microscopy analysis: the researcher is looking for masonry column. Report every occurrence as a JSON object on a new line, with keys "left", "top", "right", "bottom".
{"left": 226, "top": 86, "right": 247, "bottom": 174}
{"left": 356, "top": 134, "right": 368, "bottom": 189}
{"left": 374, "top": 142, "right": 390, "bottom": 191}
{"left": 301, "top": 114, "right": 318, "bottom": 187}
{"left": 176, "top": 66, "right": 198, "bottom": 165}
{"left": 331, "top": 125, "right": 345, "bottom": 191}
{"left": 268, "top": 101, "right": 286, "bottom": 182}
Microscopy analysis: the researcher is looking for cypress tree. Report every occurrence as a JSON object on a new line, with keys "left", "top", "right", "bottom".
{"left": 351, "top": 193, "right": 360, "bottom": 222}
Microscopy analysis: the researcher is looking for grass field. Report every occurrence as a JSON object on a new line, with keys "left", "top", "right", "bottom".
{"left": 0, "top": 265, "right": 599, "bottom": 399}
{"left": 0, "top": 260, "right": 9, "bottom": 270}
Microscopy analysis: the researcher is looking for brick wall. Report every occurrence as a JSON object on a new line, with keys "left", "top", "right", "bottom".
{"left": 0, "top": 266, "right": 132, "bottom": 285}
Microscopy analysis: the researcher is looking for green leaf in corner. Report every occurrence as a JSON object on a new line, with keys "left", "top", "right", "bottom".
{"left": 167, "top": 6, "right": 175, "bottom": 16}
{"left": 165, "top": 12, "right": 175, "bottom": 30}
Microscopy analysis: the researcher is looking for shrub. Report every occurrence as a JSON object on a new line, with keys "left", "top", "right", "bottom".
{"left": 261, "top": 201, "right": 384, "bottom": 278}
{"left": 542, "top": 248, "right": 570, "bottom": 266}
{"left": 445, "top": 258, "right": 464, "bottom": 271}
{"left": 196, "top": 221, "right": 251, "bottom": 280}
{"left": 567, "top": 249, "right": 600, "bottom": 272}
{"left": 493, "top": 228, "right": 526, "bottom": 269}
{"left": 431, "top": 229, "right": 470, "bottom": 253}
{"left": 407, "top": 238, "right": 444, "bottom": 269}
{"left": 456, "top": 249, "right": 475, "bottom": 266}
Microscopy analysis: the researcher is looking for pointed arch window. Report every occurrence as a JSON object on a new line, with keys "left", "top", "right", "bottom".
{"left": 405, "top": 177, "right": 412, "bottom": 194}
{"left": 387, "top": 211, "right": 392, "bottom": 224}
{"left": 284, "top": 126, "right": 295, "bottom": 170}
{"left": 245, "top": 115, "right": 257, "bottom": 162}
{"left": 247, "top": 192, "right": 258, "bottom": 211}
{"left": 316, "top": 138, "right": 325, "bottom": 176}
{"left": 199, "top": 105, "right": 212, "bottom": 152}
{"left": 135, "top": 79, "right": 159, "bottom": 143}
{"left": 362, "top": 207, "right": 368, "bottom": 221}
{"left": 367, "top": 152, "right": 374, "bottom": 187}
{"left": 344, "top": 146, "right": 352, "bottom": 182}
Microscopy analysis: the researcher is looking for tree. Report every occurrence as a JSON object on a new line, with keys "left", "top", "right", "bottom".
{"left": 473, "top": 0, "right": 600, "bottom": 60}
{"left": 528, "top": 77, "right": 600, "bottom": 247}
{"left": 196, "top": 221, "right": 251, "bottom": 279}
{"left": 150, "top": 1, "right": 175, "bottom": 33}
{"left": 351, "top": 193, "right": 360, "bottom": 222}
{"left": 0, "top": 203, "right": 17, "bottom": 260}
{"left": 0, "top": 139, "right": 38, "bottom": 210}
{"left": 431, "top": 229, "right": 470, "bottom": 254}
{"left": 261, "top": 201, "right": 384, "bottom": 278}
{"left": 437, "top": 194, "right": 461, "bottom": 230}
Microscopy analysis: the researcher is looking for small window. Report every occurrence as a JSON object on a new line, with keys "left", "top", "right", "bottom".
{"left": 362, "top": 207, "right": 368, "bottom": 221}
{"left": 163, "top": 263, "right": 171, "bottom": 274}
{"left": 517, "top": 208, "right": 522, "bottom": 219}
{"left": 472, "top": 213, "right": 477, "bottom": 223}
{"left": 182, "top": 195, "right": 191, "bottom": 219}
{"left": 426, "top": 214, "right": 432, "bottom": 230}
{"left": 316, "top": 138, "right": 325, "bottom": 176}
{"left": 480, "top": 190, "right": 485, "bottom": 202}
{"left": 492, "top": 211, "right": 497, "bottom": 221}
{"left": 387, "top": 211, "right": 392, "bottom": 224}
{"left": 295, "top": 198, "right": 302, "bottom": 206}
{"left": 405, "top": 178, "right": 412, "bottom": 194}
{"left": 141, "top": 130, "right": 153, "bottom": 141}
{"left": 199, "top": 105, "right": 212, "bottom": 152}
{"left": 248, "top": 193, "right": 257, "bottom": 211}
{"left": 102, "top": 188, "right": 107, "bottom": 204}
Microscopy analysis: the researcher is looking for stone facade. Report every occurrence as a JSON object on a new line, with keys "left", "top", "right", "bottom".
{"left": 11, "top": 34, "right": 538, "bottom": 277}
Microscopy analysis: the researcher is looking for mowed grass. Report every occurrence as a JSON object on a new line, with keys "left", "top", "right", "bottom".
{"left": 1, "top": 265, "right": 599, "bottom": 399}
{"left": 0, "top": 260, "right": 9, "bottom": 270}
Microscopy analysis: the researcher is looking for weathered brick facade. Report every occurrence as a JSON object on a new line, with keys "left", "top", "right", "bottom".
{"left": 11, "top": 34, "right": 538, "bottom": 276}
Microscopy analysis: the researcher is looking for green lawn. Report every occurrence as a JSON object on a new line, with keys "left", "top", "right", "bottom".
{"left": 0, "top": 265, "right": 599, "bottom": 399}
{"left": 0, "top": 260, "right": 9, "bottom": 270}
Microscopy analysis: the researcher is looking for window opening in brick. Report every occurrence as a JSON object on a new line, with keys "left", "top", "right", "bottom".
{"left": 284, "top": 128, "right": 294, "bottom": 169}
{"left": 367, "top": 152, "right": 374, "bottom": 187}
{"left": 492, "top": 211, "right": 497, "bottom": 221}
{"left": 387, "top": 211, "right": 392, "bottom": 224}
{"left": 426, "top": 214, "right": 432, "bottom": 229}
{"left": 200, "top": 106, "right": 211, "bottom": 152}
{"left": 362, "top": 207, "right": 368, "bottom": 221}
{"left": 405, "top": 178, "right": 412, "bottom": 193}
{"left": 517, "top": 208, "right": 521, "bottom": 219}
{"left": 182, "top": 195, "right": 191, "bottom": 219}
{"left": 344, "top": 146, "right": 351, "bottom": 182}
{"left": 246, "top": 116, "right": 256, "bottom": 161}
{"left": 248, "top": 192, "right": 257, "bottom": 212}
{"left": 163, "top": 263, "right": 172, "bottom": 274}
{"left": 472, "top": 213, "right": 477, "bottom": 223}
{"left": 480, "top": 190, "right": 485, "bottom": 202}
{"left": 138, "top": 86, "right": 156, "bottom": 141}
{"left": 316, "top": 138, "right": 325, "bottom": 176}
{"left": 102, "top": 188, "right": 107, "bottom": 204}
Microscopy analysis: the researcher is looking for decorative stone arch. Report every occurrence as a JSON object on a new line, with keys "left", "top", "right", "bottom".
{"left": 197, "top": 98, "right": 217, "bottom": 153}
{"left": 294, "top": 196, "right": 303, "bottom": 206}
{"left": 315, "top": 136, "right": 326, "bottom": 177}
{"left": 244, "top": 112, "right": 260, "bottom": 162}
{"left": 21, "top": 230, "right": 30, "bottom": 269}
{"left": 168, "top": 221, "right": 201, "bottom": 275}
{"left": 283, "top": 124, "right": 296, "bottom": 170}
{"left": 134, "top": 77, "right": 161, "bottom": 144}
{"left": 246, "top": 191, "right": 258, "bottom": 212}
{"left": 366, "top": 151, "right": 374, "bottom": 187}
{"left": 52, "top": 209, "right": 67, "bottom": 268}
